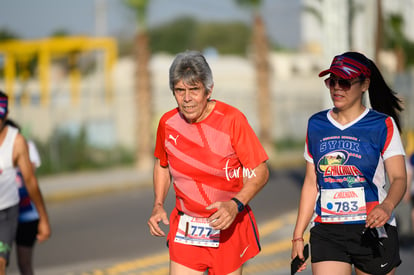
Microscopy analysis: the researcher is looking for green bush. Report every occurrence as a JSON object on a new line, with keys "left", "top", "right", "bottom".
{"left": 34, "top": 127, "right": 135, "bottom": 176}
{"left": 274, "top": 138, "right": 305, "bottom": 152}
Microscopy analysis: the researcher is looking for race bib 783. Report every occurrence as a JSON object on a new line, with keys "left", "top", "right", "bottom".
{"left": 321, "top": 187, "right": 367, "bottom": 223}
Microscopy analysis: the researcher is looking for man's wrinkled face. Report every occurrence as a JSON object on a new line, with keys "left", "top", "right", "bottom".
{"left": 173, "top": 80, "right": 212, "bottom": 124}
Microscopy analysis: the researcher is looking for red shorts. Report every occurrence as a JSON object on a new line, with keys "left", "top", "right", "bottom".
{"left": 167, "top": 206, "right": 261, "bottom": 274}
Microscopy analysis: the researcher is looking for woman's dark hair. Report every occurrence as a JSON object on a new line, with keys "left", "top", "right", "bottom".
{"left": 5, "top": 118, "right": 21, "bottom": 131}
{"left": 344, "top": 52, "right": 403, "bottom": 131}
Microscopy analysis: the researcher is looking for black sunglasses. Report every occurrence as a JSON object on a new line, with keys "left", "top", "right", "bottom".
{"left": 324, "top": 77, "right": 360, "bottom": 91}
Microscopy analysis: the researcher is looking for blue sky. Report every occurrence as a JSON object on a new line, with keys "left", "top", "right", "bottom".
{"left": 0, "top": 0, "right": 301, "bottom": 49}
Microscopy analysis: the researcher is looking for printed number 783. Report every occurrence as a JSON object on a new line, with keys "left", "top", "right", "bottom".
{"left": 335, "top": 201, "right": 358, "bottom": 212}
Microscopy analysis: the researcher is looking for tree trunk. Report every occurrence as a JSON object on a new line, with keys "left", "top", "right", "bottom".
{"left": 395, "top": 46, "right": 405, "bottom": 73}
{"left": 135, "top": 32, "right": 153, "bottom": 170}
{"left": 252, "top": 15, "right": 273, "bottom": 159}
{"left": 374, "top": 0, "right": 383, "bottom": 62}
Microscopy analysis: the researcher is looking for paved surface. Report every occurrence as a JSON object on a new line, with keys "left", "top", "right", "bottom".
{"left": 31, "top": 166, "right": 414, "bottom": 275}
{"left": 39, "top": 166, "right": 153, "bottom": 202}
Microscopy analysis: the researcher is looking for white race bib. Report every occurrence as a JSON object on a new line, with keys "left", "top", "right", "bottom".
{"left": 174, "top": 213, "right": 220, "bottom": 247}
{"left": 321, "top": 187, "right": 366, "bottom": 223}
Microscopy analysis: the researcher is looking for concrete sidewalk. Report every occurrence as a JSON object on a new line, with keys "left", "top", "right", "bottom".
{"left": 38, "top": 166, "right": 153, "bottom": 202}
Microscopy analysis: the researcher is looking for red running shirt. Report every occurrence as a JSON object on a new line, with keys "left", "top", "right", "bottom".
{"left": 154, "top": 100, "right": 268, "bottom": 217}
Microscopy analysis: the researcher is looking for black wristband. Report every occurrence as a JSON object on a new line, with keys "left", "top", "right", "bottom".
{"left": 231, "top": 197, "right": 245, "bottom": 213}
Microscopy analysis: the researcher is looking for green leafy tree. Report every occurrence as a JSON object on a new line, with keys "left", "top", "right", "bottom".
{"left": 149, "top": 17, "right": 199, "bottom": 54}
{"left": 194, "top": 22, "right": 251, "bottom": 55}
{"left": 50, "top": 29, "right": 71, "bottom": 37}
{"left": 149, "top": 17, "right": 251, "bottom": 55}
{"left": 0, "top": 28, "right": 19, "bottom": 41}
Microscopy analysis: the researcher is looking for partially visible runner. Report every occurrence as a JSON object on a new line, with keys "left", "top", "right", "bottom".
{"left": 0, "top": 91, "right": 51, "bottom": 275}
{"left": 404, "top": 151, "right": 414, "bottom": 235}
{"left": 6, "top": 118, "right": 43, "bottom": 275}
{"left": 16, "top": 139, "right": 41, "bottom": 275}
{"left": 147, "top": 50, "right": 269, "bottom": 275}
{"left": 291, "top": 52, "right": 406, "bottom": 275}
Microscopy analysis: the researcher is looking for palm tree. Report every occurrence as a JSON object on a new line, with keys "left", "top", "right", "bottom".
{"left": 303, "top": 0, "right": 363, "bottom": 51}
{"left": 235, "top": 0, "right": 273, "bottom": 159}
{"left": 385, "top": 13, "right": 406, "bottom": 72}
{"left": 374, "top": 0, "right": 383, "bottom": 63}
{"left": 376, "top": 0, "right": 414, "bottom": 71}
{"left": 124, "top": 0, "right": 153, "bottom": 170}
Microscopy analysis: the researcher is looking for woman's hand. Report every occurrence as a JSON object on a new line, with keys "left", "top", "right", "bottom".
{"left": 291, "top": 239, "right": 307, "bottom": 273}
{"left": 365, "top": 201, "right": 393, "bottom": 228}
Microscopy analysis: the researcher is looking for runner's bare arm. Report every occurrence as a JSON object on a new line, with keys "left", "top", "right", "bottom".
{"left": 14, "top": 133, "right": 51, "bottom": 242}
{"left": 231, "top": 161, "right": 269, "bottom": 206}
{"left": 291, "top": 161, "right": 318, "bottom": 262}
{"left": 148, "top": 158, "right": 171, "bottom": 236}
{"left": 207, "top": 161, "right": 269, "bottom": 230}
{"left": 366, "top": 155, "right": 406, "bottom": 228}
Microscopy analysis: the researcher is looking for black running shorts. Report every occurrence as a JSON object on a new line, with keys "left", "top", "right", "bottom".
{"left": 310, "top": 223, "right": 401, "bottom": 275}
{"left": 15, "top": 219, "right": 39, "bottom": 247}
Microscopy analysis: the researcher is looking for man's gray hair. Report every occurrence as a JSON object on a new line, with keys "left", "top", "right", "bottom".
{"left": 169, "top": 50, "right": 214, "bottom": 94}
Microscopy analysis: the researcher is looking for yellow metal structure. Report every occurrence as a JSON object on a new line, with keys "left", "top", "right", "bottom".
{"left": 0, "top": 36, "right": 117, "bottom": 105}
{"left": 405, "top": 129, "right": 414, "bottom": 156}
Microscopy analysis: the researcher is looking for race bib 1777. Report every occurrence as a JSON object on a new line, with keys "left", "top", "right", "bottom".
{"left": 175, "top": 213, "right": 220, "bottom": 247}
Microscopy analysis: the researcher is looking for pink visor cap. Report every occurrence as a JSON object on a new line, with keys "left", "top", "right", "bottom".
{"left": 0, "top": 96, "right": 8, "bottom": 118}
{"left": 319, "top": 54, "right": 371, "bottom": 80}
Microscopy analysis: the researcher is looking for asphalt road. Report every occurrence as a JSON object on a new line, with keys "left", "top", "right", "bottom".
{"left": 7, "top": 166, "right": 414, "bottom": 275}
